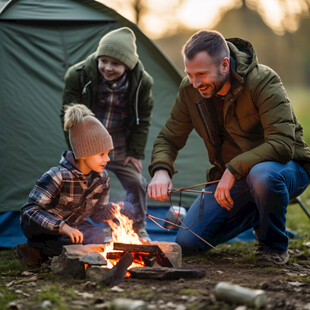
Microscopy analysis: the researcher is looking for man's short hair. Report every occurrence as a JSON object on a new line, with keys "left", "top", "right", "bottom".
{"left": 182, "top": 30, "right": 230, "bottom": 65}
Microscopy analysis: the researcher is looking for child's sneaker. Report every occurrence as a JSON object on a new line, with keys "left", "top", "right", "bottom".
{"left": 103, "top": 226, "right": 113, "bottom": 243}
{"left": 16, "top": 244, "right": 47, "bottom": 269}
{"left": 135, "top": 227, "right": 151, "bottom": 242}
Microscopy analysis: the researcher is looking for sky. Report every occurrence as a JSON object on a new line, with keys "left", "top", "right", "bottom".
{"left": 97, "top": 0, "right": 309, "bottom": 38}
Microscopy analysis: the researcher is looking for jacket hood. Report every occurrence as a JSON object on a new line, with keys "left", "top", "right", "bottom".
{"left": 226, "top": 38, "right": 258, "bottom": 78}
{"left": 59, "top": 151, "right": 81, "bottom": 173}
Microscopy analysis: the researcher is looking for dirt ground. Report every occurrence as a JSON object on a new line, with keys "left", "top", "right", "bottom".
{"left": 3, "top": 243, "right": 310, "bottom": 310}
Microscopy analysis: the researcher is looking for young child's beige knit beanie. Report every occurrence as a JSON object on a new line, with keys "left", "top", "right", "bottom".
{"left": 95, "top": 27, "right": 139, "bottom": 69}
{"left": 64, "top": 104, "right": 113, "bottom": 159}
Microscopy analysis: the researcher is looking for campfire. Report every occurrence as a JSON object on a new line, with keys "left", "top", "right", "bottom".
{"left": 97, "top": 204, "right": 146, "bottom": 271}
{"left": 50, "top": 203, "right": 186, "bottom": 283}
{"left": 83, "top": 203, "right": 175, "bottom": 283}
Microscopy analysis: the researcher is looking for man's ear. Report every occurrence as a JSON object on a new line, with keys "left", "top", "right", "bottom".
{"left": 221, "top": 57, "right": 230, "bottom": 73}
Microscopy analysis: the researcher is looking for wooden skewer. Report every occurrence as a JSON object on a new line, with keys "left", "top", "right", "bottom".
{"left": 146, "top": 214, "right": 217, "bottom": 250}
{"left": 172, "top": 189, "right": 213, "bottom": 194}
{"left": 169, "top": 179, "right": 220, "bottom": 194}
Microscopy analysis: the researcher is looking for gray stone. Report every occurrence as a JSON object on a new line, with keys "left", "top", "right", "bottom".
{"left": 79, "top": 252, "right": 107, "bottom": 266}
{"left": 85, "top": 265, "right": 110, "bottom": 282}
{"left": 51, "top": 244, "right": 104, "bottom": 279}
{"left": 129, "top": 267, "right": 205, "bottom": 280}
{"left": 151, "top": 241, "right": 182, "bottom": 267}
{"left": 50, "top": 242, "right": 182, "bottom": 279}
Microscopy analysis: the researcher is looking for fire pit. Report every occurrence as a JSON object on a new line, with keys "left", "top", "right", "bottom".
{"left": 51, "top": 204, "right": 183, "bottom": 282}
{"left": 50, "top": 241, "right": 182, "bottom": 281}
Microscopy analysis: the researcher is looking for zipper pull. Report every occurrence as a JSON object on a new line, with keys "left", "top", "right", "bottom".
{"left": 82, "top": 81, "right": 92, "bottom": 94}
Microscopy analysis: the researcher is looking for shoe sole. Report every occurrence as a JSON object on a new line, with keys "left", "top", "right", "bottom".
{"left": 256, "top": 254, "right": 290, "bottom": 267}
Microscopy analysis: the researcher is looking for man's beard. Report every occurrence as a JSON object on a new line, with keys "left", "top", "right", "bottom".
{"left": 199, "top": 71, "right": 227, "bottom": 99}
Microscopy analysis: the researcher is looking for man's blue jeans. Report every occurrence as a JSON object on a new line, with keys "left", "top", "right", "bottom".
{"left": 175, "top": 160, "right": 310, "bottom": 255}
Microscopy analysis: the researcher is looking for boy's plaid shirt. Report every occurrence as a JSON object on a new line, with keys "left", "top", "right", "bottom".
{"left": 92, "top": 73, "right": 129, "bottom": 160}
{"left": 20, "top": 151, "right": 110, "bottom": 234}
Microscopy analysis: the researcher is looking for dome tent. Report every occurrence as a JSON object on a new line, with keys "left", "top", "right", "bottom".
{"left": 0, "top": 0, "right": 208, "bottom": 246}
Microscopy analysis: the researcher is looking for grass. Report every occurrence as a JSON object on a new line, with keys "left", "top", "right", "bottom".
{"left": 0, "top": 249, "right": 23, "bottom": 276}
{"left": 179, "top": 289, "right": 199, "bottom": 295}
{"left": 0, "top": 282, "right": 16, "bottom": 308}
{"left": 287, "top": 86, "right": 310, "bottom": 144}
{"left": 287, "top": 199, "right": 310, "bottom": 238}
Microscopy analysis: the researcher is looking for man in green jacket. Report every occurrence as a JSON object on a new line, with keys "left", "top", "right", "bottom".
{"left": 62, "top": 27, "right": 153, "bottom": 241}
{"left": 147, "top": 30, "right": 310, "bottom": 266}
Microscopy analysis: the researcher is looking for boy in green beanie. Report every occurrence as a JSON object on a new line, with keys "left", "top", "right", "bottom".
{"left": 61, "top": 27, "right": 154, "bottom": 241}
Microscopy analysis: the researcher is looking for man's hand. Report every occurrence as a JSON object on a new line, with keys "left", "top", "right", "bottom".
{"left": 147, "top": 169, "right": 173, "bottom": 201}
{"left": 214, "top": 168, "right": 236, "bottom": 211}
{"left": 123, "top": 156, "right": 142, "bottom": 173}
{"left": 60, "top": 223, "right": 84, "bottom": 244}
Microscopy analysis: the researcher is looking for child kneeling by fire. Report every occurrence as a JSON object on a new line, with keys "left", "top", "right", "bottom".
{"left": 18, "top": 104, "right": 136, "bottom": 269}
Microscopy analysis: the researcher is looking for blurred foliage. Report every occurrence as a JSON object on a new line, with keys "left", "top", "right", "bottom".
{"left": 155, "top": 5, "right": 310, "bottom": 87}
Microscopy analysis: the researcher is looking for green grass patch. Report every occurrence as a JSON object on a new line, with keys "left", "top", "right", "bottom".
{"left": 286, "top": 199, "right": 310, "bottom": 238}
{"left": 289, "top": 275, "right": 310, "bottom": 283}
{"left": 136, "top": 288, "right": 152, "bottom": 295}
{"left": 38, "top": 284, "right": 63, "bottom": 302}
{"left": 287, "top": 86, "right": 310, "bottom": 145}
{"left": 179, "top": 288, "right": 198, "bottom": 295}
{"left": 34, "top": 284, "right": 75, "bottom": 309}
{"left": 0, "top": 249, "right": 22, "bottom": 276}
{"left": 236, "top": 252, "right": 256, "bottom": 265}
{"left": 0, "top": 284, "right": 17, "bottom": 308}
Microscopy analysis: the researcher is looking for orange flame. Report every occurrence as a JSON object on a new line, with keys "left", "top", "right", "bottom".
{"left": 100, "top": 203, "right": 144, "bottom": 271}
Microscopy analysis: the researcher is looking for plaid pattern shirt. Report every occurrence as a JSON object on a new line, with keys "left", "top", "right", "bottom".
{"left": 20, "top": 151, "right": 110, "bottom": 234}
{"left": 92, "top": 73, "right": 129, "bottom": 160}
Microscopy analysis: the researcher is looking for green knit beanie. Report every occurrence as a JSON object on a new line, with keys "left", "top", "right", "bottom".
{"left": 95, "top": 27, "right": 139, "bottom": 70}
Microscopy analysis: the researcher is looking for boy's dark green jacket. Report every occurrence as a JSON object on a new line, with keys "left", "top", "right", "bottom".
{"left": 149, "top": 38, "right": 310, "bottom": 180}
{"left": 61, "top": 52, "right": 154, "bottom": 159}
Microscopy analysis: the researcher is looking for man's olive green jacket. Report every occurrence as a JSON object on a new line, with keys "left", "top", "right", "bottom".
{"left": 61, "top": 52, "right": 153, "bottom": 159}
{"left": 149, "top": 38, "right": 310, "bottom": 180}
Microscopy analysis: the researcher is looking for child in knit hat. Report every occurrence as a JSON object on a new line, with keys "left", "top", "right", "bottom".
{"left": 61, "top": 27, "right": 154, "bottom": 241}
{"left": 18, "top": 104, "right": 133, "bottom": 269}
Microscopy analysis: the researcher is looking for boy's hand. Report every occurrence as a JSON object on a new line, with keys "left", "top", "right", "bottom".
{"left": 123, "top": 156, "right": 142, "bottom": 173}
{"left": 60, "top": 223, "right": 84, "bottom": 244}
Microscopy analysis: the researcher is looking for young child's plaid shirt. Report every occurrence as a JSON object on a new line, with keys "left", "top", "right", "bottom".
{"left": 20, "top": 151, "right": 110, "bottom": 234}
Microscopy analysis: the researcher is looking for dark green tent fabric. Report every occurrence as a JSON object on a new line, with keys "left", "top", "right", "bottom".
{"left": 0, "top": 0, "right": 209, "bottom": 213}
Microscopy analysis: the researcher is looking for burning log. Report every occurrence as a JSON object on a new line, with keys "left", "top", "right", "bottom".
{"left": 107, "top": 251, "right": 157, "bottom": 267}
{"left": 113, "top": 242, "right": 174, "bottom": 267}
{"left": 106, "top": 252, "right": 124, "bottom": 260}
{"left": 100, "top": 253, "right": 133, "bottom": 287}
{"left": 113, "top": 243, "right": 159, "bottom": 253}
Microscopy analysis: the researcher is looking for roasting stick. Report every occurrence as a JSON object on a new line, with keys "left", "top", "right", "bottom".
{"left": 146, "top": 214, "right": 217, "bottom": 250}
{"left": 172, "top": 189, "right": 213, "bottom": 194}
{"left": 169, "top": 179, "right": 220, "bottom": 195}
{"left": 147, "top": 180, "right": 221, "bottom": 250}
